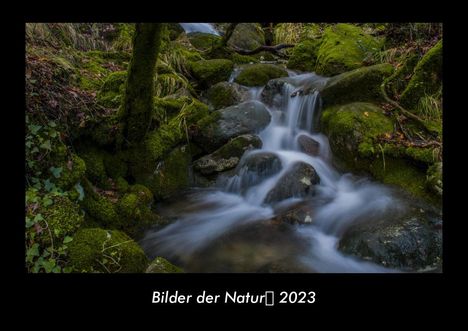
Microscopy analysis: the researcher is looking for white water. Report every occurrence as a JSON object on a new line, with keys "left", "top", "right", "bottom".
{"left": 142, "top": 72, "right": 403, "bottom": 272}
{"left": 179, "top": 23, "right": 220, "bottom": 35}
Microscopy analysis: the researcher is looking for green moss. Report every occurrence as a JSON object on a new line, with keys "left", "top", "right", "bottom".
{"left": 146, "top": 257, "right": 183, "bottom": 273}
{"left": 36, "top": 196, "right": 84, "bottom": 246}
{"left": 78, "top": 148, "right": 109, "bottom": 188}
{"left": 400, "top": 39, "right": 442, "bottom": 110}
{"left": 68, "top": 228, "right": 148, "bottom": 273}
{"left": 153, "top": 96, "right": 190, "bottom": 123}
{"left": 287, "top": 39, "right": 322, "bottom": 72}
{"left": 315, "top": 23, "right": 384, "bottom": 76}
{"left": 187, "top": 32, "right": 222, "bottom": 51}
{"left": 231, "top": 53, "right": 258, "bottom": 64}
{"left": 384, "top": 53, "right": 420, "bottom": 99}
{"left": 115, "top": 176, "right": 130, "bottom": 192}
{"left": 369, "top": 157, "right": 430, "bottom": 201}
{"left": 128, "top": 184, "right": 153, "bottom": 204}
{"left": 206, "top": 82, "right": 243, "bottom": 109}
{"left": 97, "top": 71, "right": 127, "bottom": 108}
{"left": 320, "top": 63, "right": 394, "bottom": 107}
{"left": 147, "top": 145, "right": 192, "bottom": 200}
{"left": 190, "top": 59, "right": 234, "bottom": 88}
{"left": 235, "top": 64, "right": 288, "bottom": 86}
{"left": 321, "top": 102, "right": 394, "bottom": 169}
{"left": 426, "top": 162, "right": 442, "bottom": 197}
{"left": 228, "top": 23, "right": 265, "bottom": 51}
{"left": 56, "top": 154, "right": 86, "bottom": 190}
{"left": 81, "top": 181, "right": 120, "bottom": 227}
{"left": 103, "top": 151, "right": 128, "bottom": 179}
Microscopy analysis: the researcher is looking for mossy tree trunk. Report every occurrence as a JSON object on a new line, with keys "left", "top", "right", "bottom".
{"left": 122, "top": 23, "right": 162, "bottom": 147}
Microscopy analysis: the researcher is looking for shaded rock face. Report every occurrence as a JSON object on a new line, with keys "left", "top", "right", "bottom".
{"left": 339, "top": 198, "right": 442, "bottom": 271}
{"left": 192, "top": 100, "right": 271, "bottom": 153}
{"left": 227, "top": 23, "right": 265, "bottom": 51}
{"left": 206, "top": 81, "right": 250, "bottom": 110}
{"left": 193, "top": 134, "right": 263, "bottom": 175}
{"left": 297, "top": 134, "right": 320, "bottom": 156}
{"left": 233, "top": 152, "right": 283, "bottom": 193}
{"left": 319, "top": 63, "right": 394, "bottom": 107}
{"left": 264, "top": 162, "right": 320, "bottom": 204}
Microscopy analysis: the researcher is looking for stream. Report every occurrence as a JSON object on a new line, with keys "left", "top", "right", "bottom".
{"left": 140, "top": 69, "right": 419, "bottom": 273}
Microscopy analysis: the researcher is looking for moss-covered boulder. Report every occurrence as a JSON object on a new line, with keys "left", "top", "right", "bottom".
{"left": 55, "top": 154, "right": 86, "bottom": 190}
{"left": 287, "top": 39, "right": 322, "bottom": 72}
{"left": 187, "top": 32, "right": 221, "bottom": 51}
{"left": 190, "top": 59, "right": 234, "bottom": 89}
{"left": 193, "top": 134, "right": 263, "bottom": 175}
{"left": 321, "top": 102, "right": 394, "bottom": 168}
{"left": 228, "top": 23, "right": 265, "bottom": 51}
{"left": 143, "top": 145, "right": 192, "bottom": 201}
{"left": 319, "top": 63, "right": 394, "bottom": 107}
{"left": 36, "top": 196, "right": 84, "bottom": 245}
{"left": 146, "top": 257, "right": 184, "bottom": 273}
{"left": 235, "top": 64, "right": 288, "bottom": 87}
{"left": 384, "top": 53, "right": 420, "bottom": 100}
{"left": 81, "top": 179, "right": 120, "bottom": 227}
{"left": 192, "top": 100, "right": 271, "bottom": 153}
{"left": 78, "top": 148, "right": 110, "bottom": 189}
{"left": 69, "top": 228, "right": 149, "bottom": 273}
{"left": 400, "top": 39, "right": 442, "bottom": 110}
{"left": 315, "top": 24, "right": 383, "bottom": 76}
{"left": 206, "top": 81, "right": 249, "bottom": 110}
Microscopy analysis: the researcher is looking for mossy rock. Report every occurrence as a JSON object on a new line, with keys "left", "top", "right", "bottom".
{"left": 320, "top": 63, "right": 394, "bottom": 107}
{"left": 145, "top": 145, "right": 192, "bottom": 200}
{"left": 128, "top": 98, "right": 209, "bottom": 178}
{"left": 35, "top": 196, "right": 84, "bottom": 246}
{"left": 193, "top": 134, "right": 263, "bottom": 175}
{"left": 55, "top": 154, "right": 86, "bottom": 190}
{"left": 103, "top": 151, "right": 128, "bottom": 179}
{"left": 231, "top": 53, "right": 258, "bottom": 64}
{"left": 315, "top": 23, "right": 384, "bottom": 76}
{"left": 78, "top": 148, "right": 110, "bottom": 189}
{"left": 69, "top": 228, "right": 149, "bottom": 273}
{"left": 81, "top": 180, "right": 120, "bottom": 227}
{"left": 235, "top": 64, "right": 288, "bottom": 87}
{"left": 321, "top": 102, "right": 394, "bottom": 172}
{"left": 426, "top": 162, "right": 442, "bottom": 197}
{"left": 384, "top": 53, "right": 420, "bottom": 100}
{"left": 187, "top": 32, "right": 221, "bottom": 51}
{"left": 153, "top": 96, "right": 191, "bottom": 123}
{"left": 96, "top": 71, "right": 127, "bottom": 108}
{"left": 400, "top": 39, "right": 442, "bottom": 110}
{"left": 206, "top": 81, "right": 249, "bottom": 110}
{"left": 228, "top": 23, "right": 265, "bottom": 51}
{"left": 146, "top": 257, "right": 184, "bottom": 273}
{"left": 190, "top": 59, "right": 234, "bottom": 89}
{"left": 287, "top": 39, "right": 322, "bottom": 72}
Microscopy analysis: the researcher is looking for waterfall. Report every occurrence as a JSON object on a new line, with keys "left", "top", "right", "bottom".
{"left": 179, "top": 23, "right": 220, "bottom": 35}
{"left": 141, "top": 72, "right": 402, "bottom": 273}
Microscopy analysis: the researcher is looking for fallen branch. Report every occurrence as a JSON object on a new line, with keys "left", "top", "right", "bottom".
{"left": 231, "top": 43, "right": 295, "bottom": 55}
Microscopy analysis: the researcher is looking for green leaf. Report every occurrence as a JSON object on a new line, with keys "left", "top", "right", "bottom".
{"left": 29, "top": 124, "right": 42, "bottom": 134}
{"left": 63, "top": 236, "right": 73, "bottom": 244}
{"left": 26, "top": 244, "right": 40, "bottom": 262}
{"left": 43, "top": 197, "right": 53, "bottom": 207}
{"left": 26, "top": 217, "right": 35, "bottom": 228}
{"left": 40, "top": 140, "right": 52, "bottom": 151}
{"left": 33, "top": 214, "right": 44, "bottom": 222}
{"left": 42, "top": 259, "right": 56, "bottom": 273}
{"left": 44, "top": 179, "right": 55, "bottom": 192}
{"left": 48, "top": 121, "right": 57, "bottom": 128}
{"left": 52, "top": 266, "right": 62, "bottom": 273}
{"left": 31, "top": 147, "right": 39, "bottom": 154}
{"left": 74, "top": 183, "right": 85, "bottom": 201}
{"left": 49, "top": 166, "right": 63, "bottom": 178}
{"left": 26, "top": 141, "right": 33, "bottom": 148}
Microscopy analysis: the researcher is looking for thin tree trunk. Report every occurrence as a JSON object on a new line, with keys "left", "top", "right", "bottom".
{"left": 122, "top": 23, "right": 162, "bottom": 146}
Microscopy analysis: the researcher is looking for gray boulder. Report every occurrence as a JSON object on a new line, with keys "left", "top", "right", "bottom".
{"left": 264, "top": 161, "right": 320, "bottom": 204}
{"left": 297, "top": 134, "right": 320, "bottom": 156}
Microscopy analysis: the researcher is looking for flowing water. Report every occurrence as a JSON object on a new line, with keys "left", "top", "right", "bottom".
{"left": 179, "top": 23, "right": 220, "bottom": 35}
{"left": 141, "top": 71, "right": 409, "bottom": 273}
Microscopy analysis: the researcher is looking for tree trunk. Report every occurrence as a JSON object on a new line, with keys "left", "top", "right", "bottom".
{"left": 122, "top": 23, "right": 162, "bottom": 146}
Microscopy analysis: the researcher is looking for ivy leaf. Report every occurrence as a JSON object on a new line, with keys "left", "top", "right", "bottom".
{"left": 63, "top": 236, "right": 73, "bottom": 244}
{"left": 42, "top": 259, "right": 56, "bottom": 273}
{"left": 44, "top": 179, "right": 54, "bottom": 192}
{"left": 43, "top": 197, "right": 53, "bottom": 207}
{"left": 50, "top": 166, "right": 63, "bottom": 178}
{"left": 33, "top": 214, "right": 44, "bottom": 222}
{"left": 48, "top": 121, "right": 57, "bottom": 128}
{"left": 26, "top": 244, "right": 40, "bottom": 262}
{"left": 74, "top": 183, "right": 85, "bottom": 201}
{"left": 29, "top": 124, "right": 42, "bottom": 134}
{"left": 40, "top": 140, "right": 52, "bottom": 151}
{"left": 26, "top": 217, "right": 35, "bottom": 228}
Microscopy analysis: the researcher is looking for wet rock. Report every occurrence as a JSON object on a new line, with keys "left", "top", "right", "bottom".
{"left": 227, "top": 23, "right": 265, "bottom": 51}
{"left": 206, "top": 81, "right": 250, "bottom": 110}
{"left": 192, "top": 100, "right": 271, "bottom": 153}
{"left": 339, "top": 199, "right": 442, "bottom": 272}
{"left": 297, "top": 134, "right": 320, "bottom": 156}
{"left": 235, "top": 152, "right": 282, "bottom": 191}
{"left": 146, "top": 257, "right": 183, "bottom": 273}
{"left": 260, "top": 78, "right": 289, "bottom": 106}
{"left": 264, "top": 161, "right": 320, "bottom": 204}
{"left": 193, "top": 134, "right": 263, "bottom": 175}
{"left": 272, "top": 201, "right": 315, "bottom": 225}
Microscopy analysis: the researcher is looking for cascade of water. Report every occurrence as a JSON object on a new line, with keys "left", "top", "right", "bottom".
{"left": 179, "top": 23, "right": 220, "bottom": 35}
{"left": 141, "top": 71, "right": 401, "bottom": 272}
